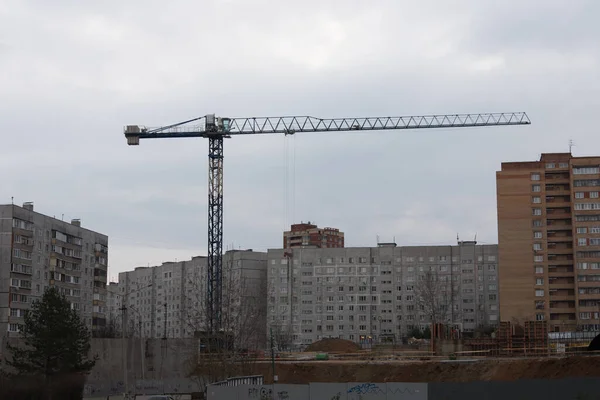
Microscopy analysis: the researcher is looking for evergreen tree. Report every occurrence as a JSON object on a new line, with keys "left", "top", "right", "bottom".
{"left": 7, "top": 287, "right": 97, "bottom": 380}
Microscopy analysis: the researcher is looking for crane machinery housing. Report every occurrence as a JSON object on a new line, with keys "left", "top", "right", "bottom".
{"left": 124, "top": 112, "right": 531, "bottom": 336}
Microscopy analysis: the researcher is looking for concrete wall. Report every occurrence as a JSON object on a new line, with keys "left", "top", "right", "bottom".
{"left": 207, "top": 378, "right": 600, "bottom": 400}
{"left": 86, "top": 338, "right": 201, "bottom": 397}
{"left": 207, "top": 383, "right": 427, "bottom": 400}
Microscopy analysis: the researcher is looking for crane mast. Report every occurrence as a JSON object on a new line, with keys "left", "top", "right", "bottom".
{"left": 124, "top": 112, "right": 531, "bottom": 335}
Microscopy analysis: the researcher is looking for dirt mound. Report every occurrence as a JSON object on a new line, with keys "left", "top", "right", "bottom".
{"left": 256, "top": 356, "right": 600, "bottom": 384}
{"left": 304, "top": 338, "right": 361, "bottom": 353}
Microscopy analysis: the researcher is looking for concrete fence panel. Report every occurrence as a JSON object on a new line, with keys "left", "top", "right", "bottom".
{"left": 273, "top": 384, "right": 310, "bottom": 400}
{"left": 309, "top": 383, "right": 347, "bottom": 400}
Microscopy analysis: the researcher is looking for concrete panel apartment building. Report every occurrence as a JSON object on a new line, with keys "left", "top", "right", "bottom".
{"left": 0, "top": 202, "right": 109, "bottom": 337}
{"left": 497, "top": 152, "right": 600, "bottom": 332}
{"left": 267, "top": 242, "right": 499, "bottom": 347}
{"left": 283, "top": 222, "right": 344, "bottom": 249}
{"left": 109, "top": 250, "right": 268, "bottom": 347}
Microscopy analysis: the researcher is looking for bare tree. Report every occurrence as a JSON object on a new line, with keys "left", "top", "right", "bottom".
{"left": 270, "top": 323, "right": 293, "bottom": 352}
{"left": 183, "top": 255, "right": 268, "bottom": 388}
{"left": 415, "top": 270, "right": 450, "bottom": 329}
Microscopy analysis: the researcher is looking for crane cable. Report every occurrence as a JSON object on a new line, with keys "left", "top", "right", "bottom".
{"left": 283, "top": 134, "right": 296, "bottom": 230}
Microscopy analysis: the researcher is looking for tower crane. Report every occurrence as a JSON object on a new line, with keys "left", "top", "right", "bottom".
{"left": 124, "top": 112, "right": 531, "bottom": 334}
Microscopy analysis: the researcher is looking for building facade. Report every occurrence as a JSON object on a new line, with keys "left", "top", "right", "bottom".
{"left": 283, "top": 222, "right": 344, "bottom": 249}
{"left": 267, "top": 242, "right": 498, "bottom": 347}
{"left": 0, "top": 202, "right": 109, "bottom": 337}
{"left": 115, "top": 250, "right": 268, "bottom": 347}
{"left": 497, "top": 153, "right": 600, "bottom": 332}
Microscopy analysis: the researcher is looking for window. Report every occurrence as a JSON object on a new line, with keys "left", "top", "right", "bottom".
{"left": 534, "top": 255, "right": 543, "bottom": 262}
{"left": 488, "top": 284, "right": 497, "bottom": 291}
{"left": 532, "top": 196, "right": 541, "bottom": 204}
{"left": 573, "top": 166, "right": 600, "bottom": 175}
{"left": 576, "top": 192, "right": 585, "bottom": 199}
{"left": 536, "top": 313, "right": 545, "bottom": 321}
{"left": 535, "top": 266, "right": 544, "bottom": 274}
{"left": 533, "top": 243, "right": 542, "bottom": 251}
{"left": 579, "top": 238, "right": 587, "bottom": 246}
{"left": 578, "top": 227, "right": 588, "bottom": 234}
{"left": 536, "top": 278, "right": 544, "bottom": 285}
{"left": 592, "top": 192, "right": 599, "bottom": 199}
{"left": 532, "top": 208, "right": 542, "bottom": 216}
{"left": 575, "top": 203, "right": 600, "bottom": 210}
{"left": 535, "top": 289, "right": 544, "bottom": 297}
{"left": 531, "top": 173, "right": 541, "bottom": 181}
{"left": 533, "top": 219, "right": 543, "bottom": 227}
{"left": 559, "top": 162, "right": 569, "bottom": 168}
{"left": 546, "top": 163, "right": 555, "bottom": 169}
{"left": 534, "top": 231, "right": 543, "bottom": 239}
{"left": 532, "top": 184, "right": 541, "bottom": 192}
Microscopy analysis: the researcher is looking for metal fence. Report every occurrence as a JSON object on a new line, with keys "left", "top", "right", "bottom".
{"left": 211, "top": 375, "right": 264, "bottom": 387}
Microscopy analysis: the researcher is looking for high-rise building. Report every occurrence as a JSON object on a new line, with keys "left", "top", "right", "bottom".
{"left": 267, "top": 242, "right": 498, "bottom": 347}
{"left": 0, "top": 202, "right": 109, "bottom": 336}
{"left": 283, "top": 222, "right": 344, "bottom": 249}
{"left": 115, "top": 250, "right": 268, "bottom": 347}
{"left": 497, "top": 153, "right": 600, "bottom": 332}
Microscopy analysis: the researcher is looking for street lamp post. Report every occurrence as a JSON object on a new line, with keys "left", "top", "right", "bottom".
{"left": 128, "top": 305, "right": 146, "bottom": 381}
{"left": 120, "top": 283, "right": 152, "bottom": 399}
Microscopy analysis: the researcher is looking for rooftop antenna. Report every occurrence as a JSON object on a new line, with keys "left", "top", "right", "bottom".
{"left": 11, "top": 197, "right": 13, "bottom": 205}
{"left": 569, "top": 139, "right": 575, "bottom": 154}
{"left": 376, "top": 235, "right": 380, "bottom": 245}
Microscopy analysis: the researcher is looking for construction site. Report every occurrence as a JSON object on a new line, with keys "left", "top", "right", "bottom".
{"left": 194, "top": 320, "right": 600, "bottom": 386}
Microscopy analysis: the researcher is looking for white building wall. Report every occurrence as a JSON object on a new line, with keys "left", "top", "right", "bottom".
{"left": 267, "top": 243, "right": 499, "bottom": 347}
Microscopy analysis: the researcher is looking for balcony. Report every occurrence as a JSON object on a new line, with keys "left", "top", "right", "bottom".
{"left": 548, "top": 266, "right": 574, "bottom": 276}
{"left": 549, "top": 289, "right": 575, "bottom": 301}
{"left": 548, "top": 278, "right": 575, "bottom": 289}
{"left": 547, "top": 232, "right": 573, "bottom": 242}
{"left": 546, "top": 184, "right": 571, "bottom": 196}
{"left": 547, "top": 255, "right": 574, "bottom": 265}
{"left": 545, "top": 172, "right": 570, "bottom": 183}
{"left": 547, "top": 247, "right": 574, "bottom": 256}
{"left": 546, "top": 219, "right": 572, "bottom": 230}
{"left": 549, "top": 313, "right": 577, "bottom": 321}
{"left": 548, "top": 307, "right": 576, "bottom": 314}
{"left": 546, "top": 209, "right": 572, "bottom": 219}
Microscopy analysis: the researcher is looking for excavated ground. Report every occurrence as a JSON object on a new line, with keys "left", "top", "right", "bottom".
{"left": 254, "top": 356, "right": 600, "bottom": 384}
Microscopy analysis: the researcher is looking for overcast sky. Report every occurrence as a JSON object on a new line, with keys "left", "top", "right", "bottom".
{"left": 1, "top": 0, "right": 599, "bottom": 279}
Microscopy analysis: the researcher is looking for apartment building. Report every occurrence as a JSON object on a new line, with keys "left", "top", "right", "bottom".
{"left": 0, "top": 202, "right": 109, "bottom": 336}
{"left": 115, "top": 250, "right": 268, "bottom": 347}
{"left": 283, "top": 222, "right": 344, "bottom": 249}
{"left": 267, "top": 242, "right": 499, "bottom": 346}
{"left": 497, "top": 153, "right": 600, "bottom": 332}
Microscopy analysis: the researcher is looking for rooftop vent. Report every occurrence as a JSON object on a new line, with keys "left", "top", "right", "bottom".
{"left": 71, "top": 219, "right": 81, "bottom": 227}
{"left": 22, "top": 202, "right": 34, "bottom": 211}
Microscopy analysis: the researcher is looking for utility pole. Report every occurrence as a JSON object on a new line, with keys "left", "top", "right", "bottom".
{"left": 120, "top": 302, "right": 128, "bottom": 399}
{"left": 139, "top": 318, "right": 145, "bottom": 380}
{"left": 163, "top": 303, "right": 168, "bottom": 339}
{"left": 120, "top": 283, "right": 152, "bottom": 400}
{"left": 270, "top": 327, "right": 277, "bottom": 383}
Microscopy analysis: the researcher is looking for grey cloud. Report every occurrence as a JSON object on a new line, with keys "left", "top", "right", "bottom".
{"left": 1, "top": 0, "right": 599, "bottom": 274}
